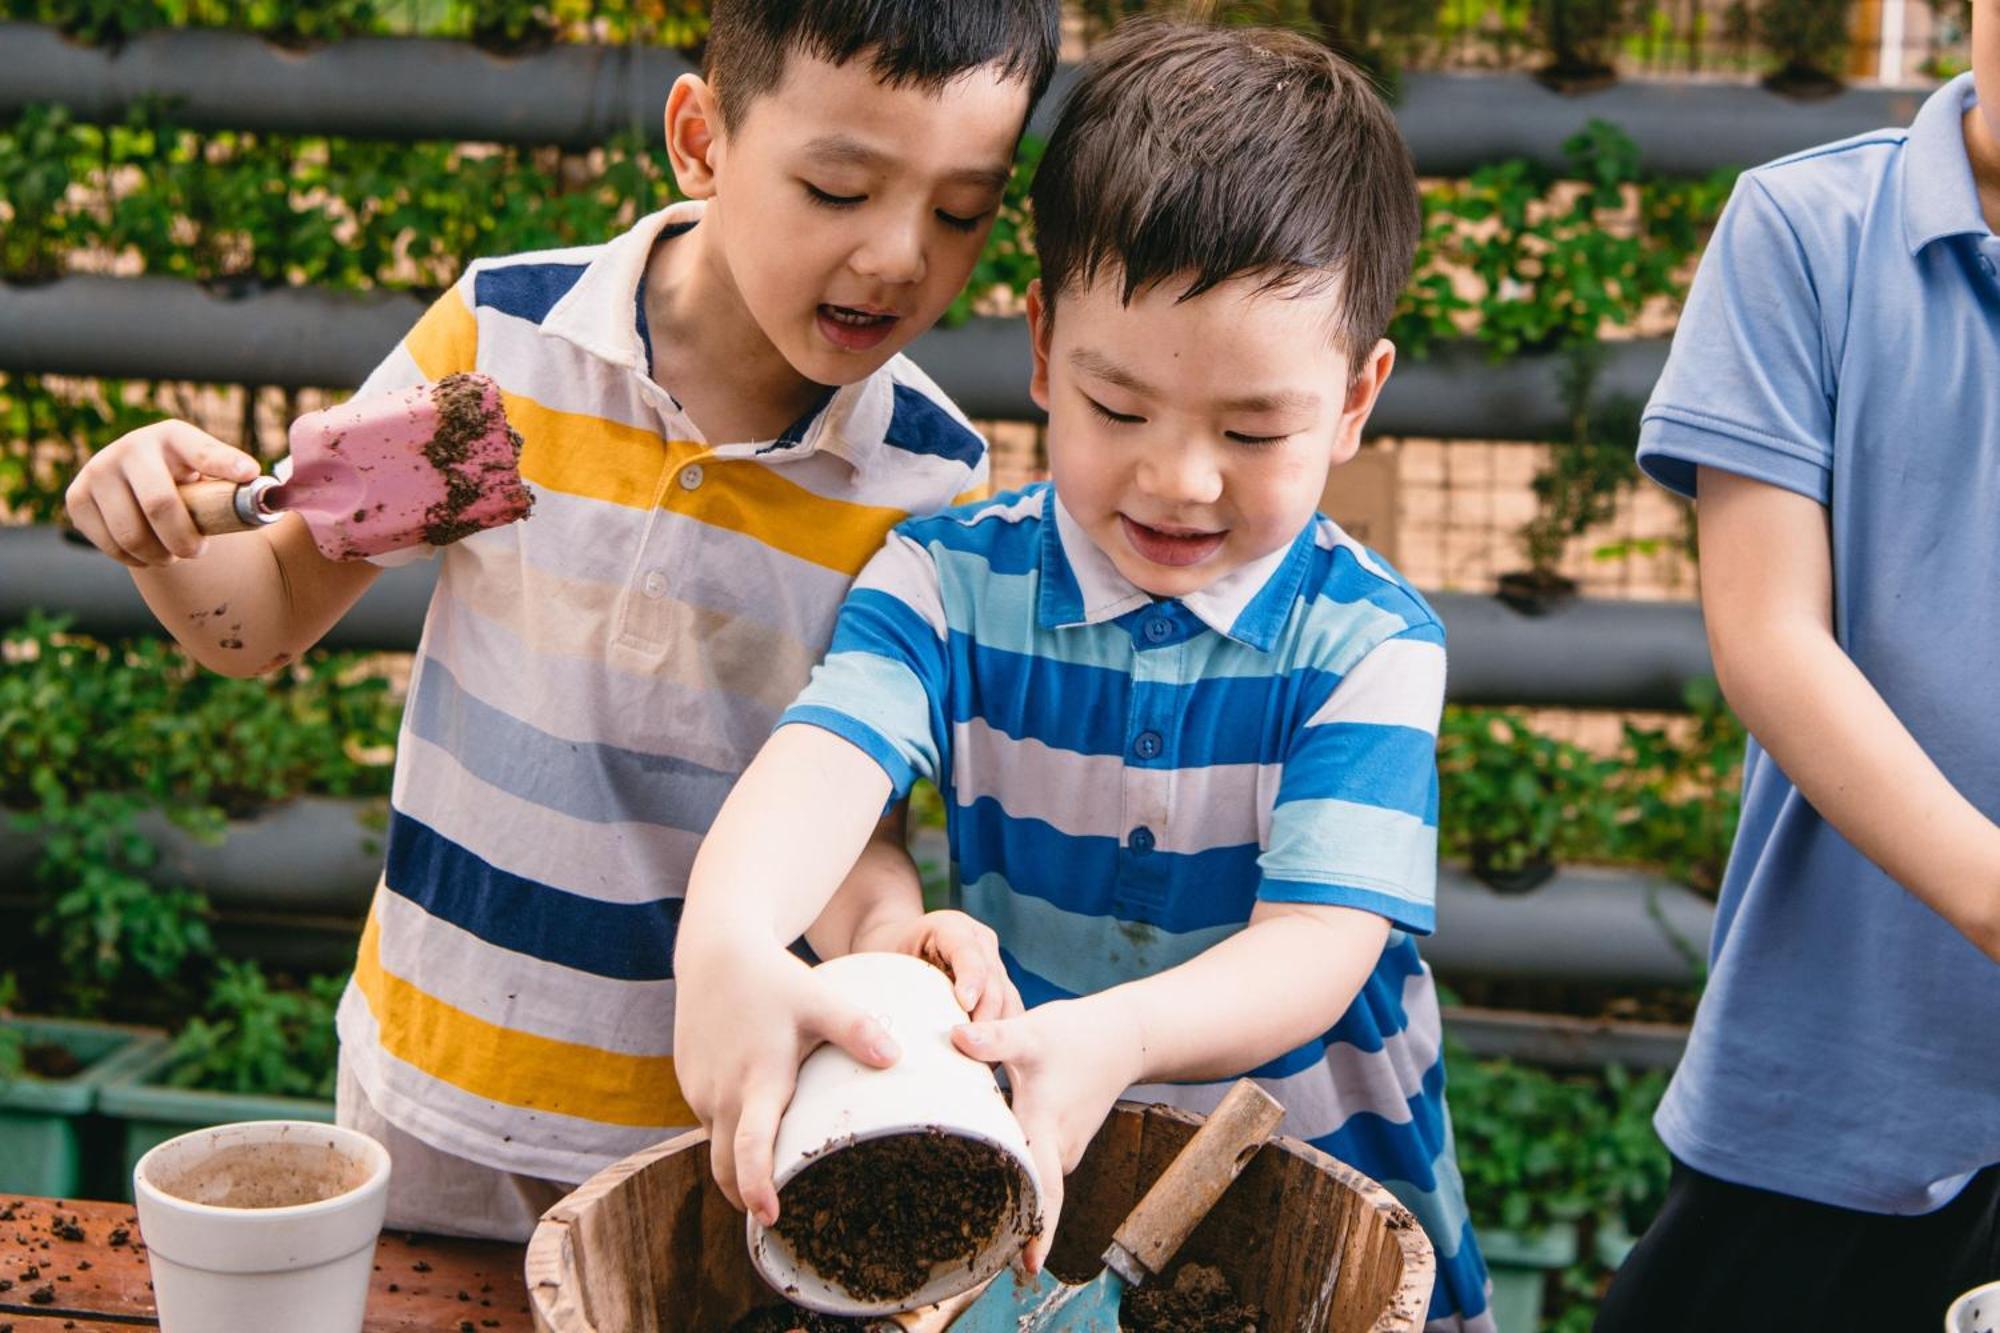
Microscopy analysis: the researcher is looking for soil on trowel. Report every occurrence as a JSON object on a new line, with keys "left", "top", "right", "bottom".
{"left": 1123, "top": 1262, "right": 1263, "bottom": 1333}
{"left": 770, "top": 1130, "right": 1020, "bottom": 1305}
{"left": 421, "top": 371, "right": 531, "bottom": 547}
{"left": 729, "top": 1305, "right": 885, "bottom": 1332}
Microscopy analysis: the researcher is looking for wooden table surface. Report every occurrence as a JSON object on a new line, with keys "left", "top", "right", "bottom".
{"left": 0, "top": 1195, "right": 533, "bottom": 1331}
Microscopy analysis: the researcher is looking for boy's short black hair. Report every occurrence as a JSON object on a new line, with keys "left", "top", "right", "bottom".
{"left": 703, "top": 0, "right": 1062, "bottom": 132}
{"left": 1030, "top": 20, "right": 1422, "bottom": 369}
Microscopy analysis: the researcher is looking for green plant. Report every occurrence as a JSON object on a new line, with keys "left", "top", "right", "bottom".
{"left": 1445, "top": 1045, "right": 1671, "bottom": 1328}
{"left": 0, "top": 974, "right": 24, "bottom": 1082}
{"left": 1731, "top": 0, "right": 1850, "bottom": 91}
{"left": 1437, "top": 707, "right": 1622, "bottom": 887}
{"left": 165, "top": 960, "right": 345, "bottom": 1099}
{"left": 1528, "top": 0, "right": 1632, "bottom": 82}
{"left": 1518, "top": 344, "right": 1644, "bottom": 578}
{"left": 0, "top": 104, "right": 87, "bottom": 280}
{"left": 1610, "top": 677, "right": 1745, "bottom": 896}
{"left": 0, "top": 614, "right": 401, "bottom": 1017}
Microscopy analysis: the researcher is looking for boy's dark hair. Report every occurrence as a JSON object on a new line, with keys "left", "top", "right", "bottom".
{"left": 1031, "top": 20, "right": 1421, "bottom": 368}
{"left": 703, "top": 0, "right": 1062, "bottom": 132}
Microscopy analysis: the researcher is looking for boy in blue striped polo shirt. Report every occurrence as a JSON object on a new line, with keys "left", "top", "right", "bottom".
{"left": 676, "top": 21, "right": 1492, "bottom": 1330}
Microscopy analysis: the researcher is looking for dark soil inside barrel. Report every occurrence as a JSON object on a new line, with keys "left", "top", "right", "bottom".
{"left": 770, "top": 1131, "right": 1020, "bottom": 1305}
{"left": 1123, "top": 1263, "right": 1262, "bottom": 1332}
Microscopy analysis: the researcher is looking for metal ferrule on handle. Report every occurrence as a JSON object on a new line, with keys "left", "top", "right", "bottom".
{"left": 180, "top": 475, "right": 281, "bottom": 537}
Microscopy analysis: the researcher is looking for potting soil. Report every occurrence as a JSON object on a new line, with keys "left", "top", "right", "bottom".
{"left": 1123, "top": 1263, "right": 1262, "bottom": 1332}
{"left": 769, "top": 1131, "right": 1019, "bottom": 1304}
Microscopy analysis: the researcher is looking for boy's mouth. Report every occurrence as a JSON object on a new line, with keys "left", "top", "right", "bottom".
{"left": 1120, "top": 515, "right": 1227, "bottom": 568}
{"left": 816, "top": 303, "right": 900, "bottom": 352}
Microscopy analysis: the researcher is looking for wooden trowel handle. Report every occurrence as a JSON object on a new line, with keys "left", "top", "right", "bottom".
{"left": 179, "top": 478, "right": 279, "bottom": 536}
{"left": 1107, "top": 1079, "right": 1285, "bottom": 1283}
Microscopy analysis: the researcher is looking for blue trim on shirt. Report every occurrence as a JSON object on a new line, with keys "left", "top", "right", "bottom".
{"left": 473, "top": 262, "right": 590, "bottom": 325}
{"left": 885, "top": 384, "right": 983, "bottom": 466}
{"left": 383, "top": 809, "right": 679, "bottom": 981}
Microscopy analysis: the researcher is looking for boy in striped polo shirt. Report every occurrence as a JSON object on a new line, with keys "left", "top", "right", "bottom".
{"left": 676, "top": 22, "right": 1493, "bottom": 1331}
{"left": 64, "top": 1, "right": 1060, "bottom": 1240}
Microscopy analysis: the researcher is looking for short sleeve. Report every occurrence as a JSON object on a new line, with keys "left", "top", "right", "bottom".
{"left": 778, "top": 529, "right": 951, "bottom": 802}
{"left": 1637, "top": 174, "right": 1835, "bottom": 504}
{"left": 1258, "top": 621, "right": 1446, "bottom": 934}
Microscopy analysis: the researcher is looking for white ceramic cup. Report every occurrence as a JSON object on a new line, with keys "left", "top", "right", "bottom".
{"left": 134, "top": 1119, "right": 391, "bottom": 1333}
{"left": 1948, "top": 1280, "right": 2000, "bottom": 1333}
{"left": 747, "top": 951, "right": 1042, "bottom": 1316}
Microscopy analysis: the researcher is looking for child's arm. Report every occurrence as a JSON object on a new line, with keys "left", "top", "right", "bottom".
{"left": 1697, "top": 466, "right": 2000, "bottom": 961}
{"left": 66, "top": 424, "right": 383, "bottom": 676}
{"left": 953, "top": 902, "right": 1389, "bottom": 1270}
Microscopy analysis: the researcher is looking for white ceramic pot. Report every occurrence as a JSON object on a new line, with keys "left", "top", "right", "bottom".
{"left": 747, "top": 952, "right": 1041, "bottom": 1316}
{"left": 1948, "top": 1280, "right": 2000, "bottom": 1333}
{"left": 134, "top": 1119, "right": 391, "bottom": 1333}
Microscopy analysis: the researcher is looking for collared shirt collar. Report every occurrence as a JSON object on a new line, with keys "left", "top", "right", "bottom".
{"left": 1036, "top": 493, "right": 1317, "bottom": 652}
{"left": 538, "top": 200, "right": 884, "bottom": 470}
{"left": 1904, "top": 73, "right": 1993, "bottom": 255}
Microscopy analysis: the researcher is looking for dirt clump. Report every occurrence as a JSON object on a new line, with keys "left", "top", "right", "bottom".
{"left": 769, "top": 1131, "right": 1019, "bottom": 1305}
{"left": 1123, "top": 1263, "right": 1262, "bottom": 1332}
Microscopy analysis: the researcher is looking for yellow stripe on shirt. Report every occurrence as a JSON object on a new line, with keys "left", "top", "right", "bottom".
{"left": 352, "top": 910, "right": 694, "bottom": 1128}
{"left": 504, "top": 390, "right": 911, "bottom": 575}
{"left": 404, "top": 286, "right": 479, "bottom": 381}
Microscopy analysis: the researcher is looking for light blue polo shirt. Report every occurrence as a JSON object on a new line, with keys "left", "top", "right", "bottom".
{"left": 1638, "top": 73, "right": 2000, "bottom": 1214}
{"left": 782, "top": 485, "right": 1493, "bottom": 1330}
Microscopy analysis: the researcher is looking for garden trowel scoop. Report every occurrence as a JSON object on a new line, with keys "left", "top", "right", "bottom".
{"left": 951, "top": 1079, "right": 1284, "bottom": 1333}
{"left": 178, "top": 372, "right": 533, "bottom": 561}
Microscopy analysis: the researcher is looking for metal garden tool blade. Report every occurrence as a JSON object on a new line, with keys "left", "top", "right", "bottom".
{"left": 951, "top": 1079, "right": 1284, "bottom": 1332}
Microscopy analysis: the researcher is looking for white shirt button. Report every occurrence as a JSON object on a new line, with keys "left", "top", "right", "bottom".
{"left": 679, "top": 464, "right": 704, "bottom": 491}
{"left": 642, "top": 570, "right": 668, "bottom": 600}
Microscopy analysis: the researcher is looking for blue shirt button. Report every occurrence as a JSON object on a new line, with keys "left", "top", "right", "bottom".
{"left": 1133, "top": 730, "right": 1163, "bottom": 760}
{"left": 1143, "top": 615, "right": 1174, "bottom": 643}
{"left": 1129, "top": 826, "right": 1155, "bottom": 854}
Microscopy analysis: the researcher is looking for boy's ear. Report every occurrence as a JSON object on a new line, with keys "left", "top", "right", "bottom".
{"left": 1026, "top": 279, "right": 1053, "bottom": 414}
{"left": 664, "top": 73, "right": 724, "bottom": 199}
{"left": 1329, "top": 338, "right": 1396, "bottom": 468}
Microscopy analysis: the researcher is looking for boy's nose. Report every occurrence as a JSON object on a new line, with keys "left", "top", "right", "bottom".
{"left": 1139, "top": 441, "right": 1225, "bottom": 507}
{"left": 849, "top": 218, "right": 927, "bottom": 286}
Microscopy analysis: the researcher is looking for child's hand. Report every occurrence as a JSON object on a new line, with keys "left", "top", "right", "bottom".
{"left": 951, "top": 996, "right": 1145, "bottom": 1273}
{"left": 871, "top": 909, "right": 1024, "bottom": 1021}
{"left": 65, "top": 420, "right": 262, "bottom": 567}
{"left": 674, "top": 943, "right": 901, "bottom": 1225}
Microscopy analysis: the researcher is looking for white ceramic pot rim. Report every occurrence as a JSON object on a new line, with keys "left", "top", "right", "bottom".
{"left": 134, "top": 1119, "right": 391, "bottom": 1222}
{"left": 1946, "top": 1279, "right": 2000, "bottom": 1332}
{"left": 770, "top": 1120, "right": 1037, "bottom": 1196}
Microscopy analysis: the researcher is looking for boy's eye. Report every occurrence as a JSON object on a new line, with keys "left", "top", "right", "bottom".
{"left": 1225, "top": 431, "right": 1291, "bottom": 446}
{"left": 935, "top": 208, "right": 987, "bottom": 234}
{"left": 1084, "top": 395, "right": 1145, "bottom": 426}
{"left": 804, "top": 182, "right": 864, "bottom": 208}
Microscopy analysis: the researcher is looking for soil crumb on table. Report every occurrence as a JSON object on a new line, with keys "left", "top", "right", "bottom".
{"left": 1123, "top": 1263, "right": 1263, "bottom": 1332}
{"left": 769, "top": 1131, "right": 1019, "bottom": 1305}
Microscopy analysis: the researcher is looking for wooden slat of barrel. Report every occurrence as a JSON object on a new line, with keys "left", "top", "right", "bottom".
{"left": 527, "top": 1103, "right": 1432, "bottom": 1333}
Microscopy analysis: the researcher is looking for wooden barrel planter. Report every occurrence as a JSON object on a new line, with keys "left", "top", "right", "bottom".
{"left": 526, "top": 1100, "right": 1434, "bottom": 1332}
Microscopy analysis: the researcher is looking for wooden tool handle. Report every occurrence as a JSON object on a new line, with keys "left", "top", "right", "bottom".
{"left": 179, "top": 477, "right": 278, "bottom": 536}
{"left": 179, "top": 480, "right": 255, "bottom": 536}
{"left": 1107, "top": 1080, "right": 1285, "bottom": 1282}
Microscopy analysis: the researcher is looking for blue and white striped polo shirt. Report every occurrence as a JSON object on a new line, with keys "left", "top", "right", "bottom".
{"left": 782, "top": 484, "right": 1492, "bottom": 1331}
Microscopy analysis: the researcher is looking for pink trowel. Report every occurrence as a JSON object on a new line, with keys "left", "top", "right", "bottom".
{"left": 178, "top": 373, "right": 533, "bottom": 561}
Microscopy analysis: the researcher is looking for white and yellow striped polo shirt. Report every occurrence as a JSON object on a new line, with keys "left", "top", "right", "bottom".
{"left": 333, "top": 202, "right": 988, "bottom": 1181}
